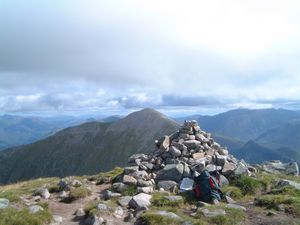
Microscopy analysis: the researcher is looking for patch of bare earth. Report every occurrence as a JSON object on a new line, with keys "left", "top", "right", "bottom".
{"left": 244, "top": 204, "right": 300, "bottom": 225}
{"left": 48, "top": 183, "right": 130, "bottom": 225}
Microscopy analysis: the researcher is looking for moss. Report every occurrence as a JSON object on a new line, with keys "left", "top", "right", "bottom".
{"left": 68, "top": 186, "right": 91, "bottom": 202}
{"left": 0, "top": 207, "right": 52, "bottom": 225}
{"left": 84, "top": 200, "right": 99, "bottom": 216}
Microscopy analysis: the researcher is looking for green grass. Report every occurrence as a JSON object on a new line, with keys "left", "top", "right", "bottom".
{"left": 120, "top": 184, "right": 137, "bottom": 196}
{"left": 89, "top": 167, "right": 124, "bottom": 184}
{"left": 222, "top": 186, "right": 243, "bottom": 200}
{"left": 68, "top": 186, "right": 91, "bottom": 202}
{"left": 0, "top": 207, "right": 52, "bottom": 225}
{"left": 207, "top": 208, "right": 245, "bottom": 225}
{"left": 138, "top": 212, "right": 183, "bottom": 225}
{"left": 231, "top": 175, "right": 263, "bottom": 195}
{"left": 0, "top": 177, "right": 59, "bottom": 202}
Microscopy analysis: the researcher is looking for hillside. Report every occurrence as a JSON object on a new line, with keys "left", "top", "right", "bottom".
{"left": 256, "top": 119, "right": 300, "bottom": 150}
{"left": 0, "top": 108, "right": 179, "bottom": 184}
{"left": 178, "top": 108, "right": 300, "bottom": 142}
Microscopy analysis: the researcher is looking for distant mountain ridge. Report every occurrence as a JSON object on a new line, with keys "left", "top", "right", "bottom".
{"left": 0, "top": 108, "right": 179, "bottom": 184}
{"left": 176, "top": 108, "right": 300, "bottom": 165}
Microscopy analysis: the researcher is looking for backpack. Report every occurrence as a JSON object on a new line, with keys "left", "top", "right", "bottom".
{"left": 193, "top": 170, "right": 222, "bottom": 202}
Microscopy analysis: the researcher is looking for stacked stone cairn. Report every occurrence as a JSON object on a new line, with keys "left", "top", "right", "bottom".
{"left": 113, "top": 120, "right": 255, "bottom": 196}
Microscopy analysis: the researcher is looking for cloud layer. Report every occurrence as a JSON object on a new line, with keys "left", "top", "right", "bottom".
{"left": 1, "top": 0, "right": 300, "bottom": 115}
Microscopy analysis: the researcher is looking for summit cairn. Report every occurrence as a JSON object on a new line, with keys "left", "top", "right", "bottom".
{"left": 113, "top": 120, "right": 253, "bottom": 194}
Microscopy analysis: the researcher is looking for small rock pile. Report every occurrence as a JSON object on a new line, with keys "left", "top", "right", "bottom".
{"left": 113, "top": 120, "right": 254, "bottom": 194}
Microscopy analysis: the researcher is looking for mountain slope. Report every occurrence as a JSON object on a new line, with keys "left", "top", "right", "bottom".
{"left": 0, "top": 108, "right": 180, "bottom": 184}
{"left": 256, "top": 119, "right": 300, "bottom": 150}
{"left": 191, "top": 108, "right": 300, "bottom": 142}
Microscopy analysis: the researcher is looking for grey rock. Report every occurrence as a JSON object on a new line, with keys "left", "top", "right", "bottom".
{"left": 219, "top": 174, "right": 229, "bottom": 187}
{"left": 0, "top": 198, "right": 9, "bottom": 209}
{"left": 159, "top": 136, "right": 171, "bottom": 151}
{"left": 261, "top": 161, "right": 299, "bottom": 176}
{"left": 112, "top": 182, "right": 129, "bottom": 193}
{"left": 103, "top": 190, "right": 121, "bottom": 200}
{"left": 164, "top": 195, "right": 183, "bottom": 202}
{"left": 183, "top": 140, "right": 201, "bottom": 149}
{"left": 129, "top": 193, "right": 152, "bottom": 210}
{"left": 71, "top": 179, "right": 82, "bottom": 187}
{"left": 97, "top": 203, "right": 108, "bottom": 211}
{"left": 200, "top": 208, "right": 226, "bottom": 217}
{"left": 222, "top": 162, "right": 237, "bottom": 176}
{"left": 137, "top": 179, "right": 152, "bottom": 187}
{"left": 144, "top": 163, "right": 154, "bottom": 170}
{"left": 128, "top": 154, "right": 148, "bottom": 163}
{"left": 152, "top": 210, "right": 182, "bottom": 220}
{"left": 172, "top": 143, "right": 188, "bottom": 151}
{"left": 75, "top": 208, "right": 85, "bottom": 216}
{"left": 122, "top": 175, "right": 137, "bottom": 186}
{"left": 216, "top": 155, "right": 227, "bottom": 167}
{"left": 114, "top": 206, "right": 124, "bottom": 218}
{"left": 197, "top": 201, "right": 210, "bottom": 207}
{"left": 124, "top": 166, "right": 139, "bottom": 175}
{"left": 276, "top": 179, "right": 300, "bottom": 190}
{"left": 157, "top": 180, "right": 178, "bottom": 192}
{"left": 169, "top": 146, "right": 182, "bottom": 157}
{"left": 85, "top": 215, "right": 105, "bottom": 225}
{"left": 52, "top": 215, "right": 63, "bottom": 223}
{"left": 234, "top": 163, "right": 249, "bottom": 176}
{"left": 131, "top": 170, "right": 149, "bottom": 180}
{"left": 124, "top": 212, "right": 135, "bottom": 222}
{"left": 225, "top": 195, "right": 236, "bottom": 204}
{"left": 226, "top": 203, "right": 246, "bottom": 211}
{"left": 58, "top": 191, "right": 68, "bottom": 199}
{"left": 156, "top": 163, "right": 184, "bottom": 182}
{"left": 33, "top": 188, "right": 50, "bottom": 199}
{"left": 118, "top": 196, "right": 132, "bottom": 207}
{"left": 28, "top": 205, "right": 44, "bottom": 214}
{"left": 137, "top": 186, "right": 154, "bottom": 194}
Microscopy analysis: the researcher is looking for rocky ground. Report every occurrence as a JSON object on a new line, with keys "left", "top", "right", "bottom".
{"left": 0, "top": 121, "right": 299, "bottom": 225}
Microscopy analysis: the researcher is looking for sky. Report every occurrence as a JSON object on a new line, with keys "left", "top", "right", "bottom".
{"left": 1, "top": 0, "right": 300, "bottom": 116}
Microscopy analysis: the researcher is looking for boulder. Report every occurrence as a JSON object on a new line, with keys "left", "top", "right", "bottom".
{"left": 222, "top": 162, "right": 237, "bottom": 176}
{"left": 200, "top": 208, "right": 226, "bottom": 218}
{"left": 137, "top": 186, "right": 154, "bottom": 194}
{"left": 156, "top": 164, "right": 185, "bottom": 182}
{"left": 122, "top": 175, "right": 137, "bottom": 186}
{"left": 124, "top": 166, "right": 139, "bottom": 175}
{"left": 164, "top": 195, "right": 183, "bottom": 202}
{"left": 261, "top": 161, "right": 299, "bottom": 176}
{"left": 159, "top": 136, "right": 171, "bottom": 151}
{"left": 129, "top": 193, "right": 152, "bottom": 210}
{"left": 276, "top": 179, "right": 300, "bottom": 190}
{"left": 151, "top": 210, "right": 182, "bottom": 220}
{"left": 114, "top": 206, "right": 124, "bottom": 218}
{"left": 183, "top": 140, "right": 201, "bottom": 149}
{"left": 130, "top": 170, "right": 149, "bottom": 180}
{"left": 75, "top": 208, "right": 86, "bottom": 217}
{"left": 85, "top": 215, "right": 105, "bottom": 225}
{"left": 112, "top": 183, "right": 129, "bottom": 193}
{"left": 97, "top": 203, "right": 108, "bottom": 211}
{"left": 33, "top": 188, "right": 50, "bottom": 199}
{"left": 157, "top": 180, "right": 178, "bottom": 192}
{"left": 219, "top": 174, "right": 229, "bottom": 187}
{"left": 52, "top": 215, "right": 63, "bottom": 223}
{"left": 28, "top": 205, "right": 44, "bottom": 214}
{"left": 118, "top": 196, "right": 132, "bottom": 207}
{"left": 169, "top": 146, "right": 182, "bottom": 157}
{"left": 0, "top": 198, "right": 9, "bottom": 209}
{"left": 226, "top": 203, "right": 246, "bottom": 211}
{"left": 192, "top": 152, "right": 205, "bottom": 160}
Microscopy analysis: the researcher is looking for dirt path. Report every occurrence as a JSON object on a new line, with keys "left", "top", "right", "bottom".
{"left": 48, "top": 184, "right": 111, "bottom": 225}
{"left": 244, "top": 203, "right": 300, "bottom": 225}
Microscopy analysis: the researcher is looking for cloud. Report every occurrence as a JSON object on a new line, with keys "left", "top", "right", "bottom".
{"left": 1, "top": 0, "right": 300, "bottom": 114}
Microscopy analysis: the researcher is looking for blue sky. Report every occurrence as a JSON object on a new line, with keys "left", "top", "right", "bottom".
{"left": 1, "top": 0, "right": 300, "bottom": 116}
